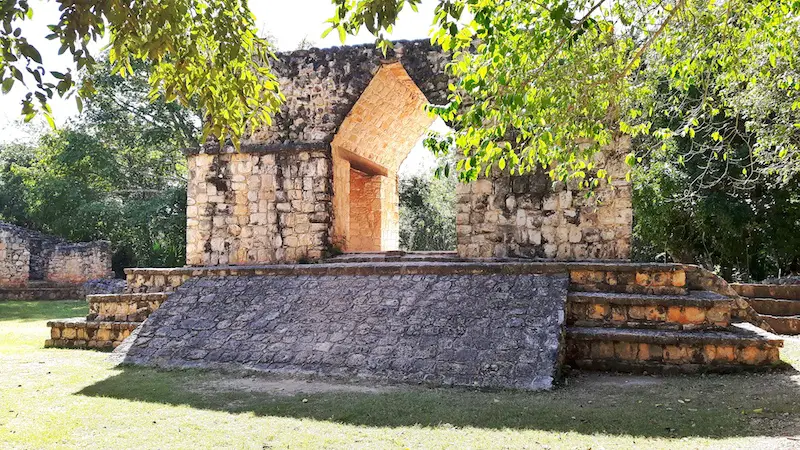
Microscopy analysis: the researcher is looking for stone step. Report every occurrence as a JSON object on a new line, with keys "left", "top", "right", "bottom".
{"left": 760, "top": 315, "right": 800, "bottom": 335}
{"left": 45, "top": 318, "right": 141, "bottom": 350}
{"left": 329, "top": 251, "right": 464, "bottom": 263}
{"left": 748, "top": 297, "right": 800, "bottom": 317}
{"left": 86, "top": 293, "right": 167, "bottom": 322}
{"left": 567, "top": 291, "right": 734, "bottom": 330}
{"left": 570, "top": 267, "right": 689, "bottom": 296}
{"left": 566, "top": 323, "right": 784, "bottom": 374}
{"left": 732, "top": 284, "right": 800, "bottom": 301}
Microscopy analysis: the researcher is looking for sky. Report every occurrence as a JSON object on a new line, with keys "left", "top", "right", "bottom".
{"left": 0, "top": 0, "right": 440, "bottom": 143}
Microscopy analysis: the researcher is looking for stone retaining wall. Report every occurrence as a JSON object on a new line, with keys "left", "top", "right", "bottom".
{"left": 567, "top": 325, "right": 782, "bottom": 373}
{"left": 732, "top": 284, "right": 800, "bottom": 301}
{"left": 87, "top": 293, "right": 167, "bottom": 322}
{"left": 47, "top": 319, "right": 138, "bottom": 350}
{"left": 121, "top": 273, "right": 568, "bottom": 390}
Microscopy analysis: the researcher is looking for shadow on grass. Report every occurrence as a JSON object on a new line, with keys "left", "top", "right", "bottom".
{"left": 0, "top": 300, "right": 86, "bottom": 321}
{"left": 77, "top": 364, "right": 800, "bottom": 438}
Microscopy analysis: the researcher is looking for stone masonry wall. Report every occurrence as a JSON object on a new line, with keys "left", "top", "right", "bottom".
{"left": 456, "top": 138, "right": 633, "bottom": 260}
{"left": 121, "top": 273, "right": 568, "bottom": 390}
{"left": 0, "top": 227, "right": 30, "bottom": 287}
{"left": 348, "top": 169, "right": 383, "bottom": 251}
{"left": 46, "top": 241, "right": 113, "bottom": 284}
{"left": 248, "top": 40, "right": 450, "bottom": 148}
{"left": 185, "top": 148, "right": 333, "bottom": 266}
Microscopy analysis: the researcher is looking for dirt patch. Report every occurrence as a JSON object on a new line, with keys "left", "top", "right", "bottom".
{"left": 191, "top": 374, "right": 402, "bottom": 397}
{"left": 569, "top": 372, "right": 666, "bottom": 388}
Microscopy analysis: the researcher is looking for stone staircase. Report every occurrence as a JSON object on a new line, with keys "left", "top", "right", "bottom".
{"left": 45, "top": 293, "right": 167, "bottom": 350}
{"left": 566, "top": 266, "right": 784, "bottom": 373}
{"left": 732, "top": 284, "right": 800, "bottom": 335}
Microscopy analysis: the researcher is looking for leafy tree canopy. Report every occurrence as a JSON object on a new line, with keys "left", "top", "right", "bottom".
{"left": 329, "top": 0, "right": 800, "bottom": 184}
{"left": 1, "top": 0, "right": 280, "bottom": 148}
{"left": 2, "top": 0, "right": 798, "bottom": 185}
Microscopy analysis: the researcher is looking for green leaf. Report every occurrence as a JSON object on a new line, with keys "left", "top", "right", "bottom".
{"left": 21, "top": 44, "right": 42, "bottom": 64}
{"left": 1, "top": 77, "right": 14, "bottom": 94}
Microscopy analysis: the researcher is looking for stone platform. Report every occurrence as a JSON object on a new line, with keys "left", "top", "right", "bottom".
{"left": 47, "top": 256, "right": 786, "bottom": 385}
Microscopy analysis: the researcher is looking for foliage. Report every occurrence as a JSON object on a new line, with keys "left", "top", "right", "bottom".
{"left": 329, "top": 0, "right": 800, "bottom": 183}
{"left": 398, "top": 174, "right": 456, "bottom": 251}
{"left": 0, "top": 0, "right": 281, "bottom": 146}
{"left": 0, "top": 58, "right": 194, "bottom": 273}
{"left": 633, "top": 79, "right": 800, "bottom": 280}
{"left": 0, "top": 141, "right": 34, "bottom": 227}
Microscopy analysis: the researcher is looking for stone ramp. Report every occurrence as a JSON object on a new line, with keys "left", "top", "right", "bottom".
{"left": 118, "top": 273, "right": 569, "bottom": 391}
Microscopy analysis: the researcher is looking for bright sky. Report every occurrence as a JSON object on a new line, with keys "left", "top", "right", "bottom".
{"left": 0, "top": 0, "right": 439, "bottom": 143}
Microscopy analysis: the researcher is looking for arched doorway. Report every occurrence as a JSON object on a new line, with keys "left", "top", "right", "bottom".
{"left": 330, "top": 61, "right": 438, "bottom": 252}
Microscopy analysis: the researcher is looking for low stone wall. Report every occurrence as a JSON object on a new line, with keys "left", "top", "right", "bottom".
{"left": 185, "top": 148, "right": 332, "bottom": 266}
{"left": 125, "top": 269, "right": 193, "bottom": 294}
{"left": 0, "top": 285, "right": 85, "bottom": 301}
{"left": 567, "top": 292, "right": 733, "bottom": 330}
{"left": 45, "top": 241, "right": 112, "bottom": 284}
{"left": 0, "top": 227, "right": 30, "bottom": 287}
{"left": 456, "top": 139, "right": 632, "bottom": 260}
{"left": 120, "top": 273, "right": 568, "bottom": 390}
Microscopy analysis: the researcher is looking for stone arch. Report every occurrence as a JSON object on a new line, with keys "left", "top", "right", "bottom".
{"left": 330, "top": 61, "right": 436, "bottom": 251}
{"left": 185, "top": 40, "right": 452, "bottom": 265}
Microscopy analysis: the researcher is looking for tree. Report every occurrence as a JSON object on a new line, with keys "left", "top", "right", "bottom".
{"left": 329, "top": 0, "right": 800, "bottom": 183}
{"left": 3, "top": 1, "right": 798, "bottom": 183}
{"left": 399, "top": 175, "right": 456, "bottom": 251}
{"left": 632, "top": 68, "right": 800, "bottom": 280}
{"left": 1, "top": 0, "right": 281, "bottom": 146}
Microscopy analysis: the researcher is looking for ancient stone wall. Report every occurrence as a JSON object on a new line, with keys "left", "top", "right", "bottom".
{"left": 121, "top": 273, "right": 568, "bottom": 390}
{"left": 46, "top": 241, "right": 113, "bottom": 284}
{"left": 1, "top": 222, "right": 112, "bottom": 287}
{"left": 185, "top": 148, "right": 333, "bottom": 266}
{"left": 0, "top": 226, "right": 30, "bottom": 287}
{"left": 456, "top": 138, "right": 633, "bottom": 260}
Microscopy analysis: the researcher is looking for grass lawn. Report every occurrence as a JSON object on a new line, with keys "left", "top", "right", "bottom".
{"left": 1, "top": 301, "right": 800, "bottom": 449}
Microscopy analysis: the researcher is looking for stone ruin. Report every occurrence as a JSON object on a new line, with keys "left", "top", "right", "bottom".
{"left": 185, "top": 40, "right": 632, "bottom": 266}
{"left": 0, "top": 222, "right": 112, "bottom": 299}
{"left": 46, "top": 40, "right": 784, "bottom": 391}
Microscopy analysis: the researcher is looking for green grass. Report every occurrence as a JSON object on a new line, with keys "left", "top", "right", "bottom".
{"left": 1, "top": 300, "right": 800, "bottom": 449}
